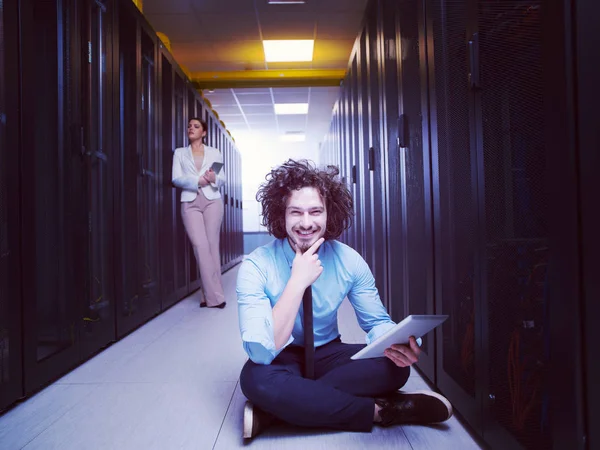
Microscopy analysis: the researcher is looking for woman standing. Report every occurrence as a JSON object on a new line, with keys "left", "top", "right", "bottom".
{"left": 172, "top": 118, "right": 226, "bottom": 308}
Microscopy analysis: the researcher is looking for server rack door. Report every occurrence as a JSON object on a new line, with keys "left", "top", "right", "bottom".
{"left": 340, "top": 90, "right": 351, "bottom": 246}
{"left": 356, "top": 31, "right": 370, "bottom": 262}
{"left": 20, "top": 0, "right": 84, "bottom": 391}
{"left": 365, "top": 9, "right": 388, "bottom": 310}
{"left": 139, "top": 27, "right": 160, "bottom": 315}
{"left": 227, "top": 140, "right": 232, "bottom": 267}
{"left": 79, "top": 0, "right": 116, "bottom": 358}
{"left": 221, "top": 131, "right": 227, "bottom": 268}
{"left": 173, "top": 75, "right": 188, "bottom": 296}
{"left": 349, "top": 61, "right": 363, "bottom": 257}
{"left": 577, "top": 1, "right": 600, "bottom": 448}
{"left": 0, "top": 0, "right": 23, "bottom": 411}
{"left": 427, "top": 0, "right": 483, "bottom": 429}
{"left": 159, "top": 53, "right": 182, "bottom": 308}
{"left": 380, "top": 0, "right": 405, "bottom": 327}
{"left": 115, "top": 11, "right": 160, "bottom": 336}
{"left": 394, "top": 0, "right": 436, "bottom": 378}
{"left": 476, "top": 2, "right": 553, "bottom": 448}
{"left": 224, "top": 140, "right": 230, "bottom": 267}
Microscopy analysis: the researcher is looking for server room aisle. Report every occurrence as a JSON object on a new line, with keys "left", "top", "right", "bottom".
{"left": 0, "top": 265, "right": 483, "bottom": 450}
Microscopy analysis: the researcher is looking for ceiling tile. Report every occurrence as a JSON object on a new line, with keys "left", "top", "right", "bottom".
{"left": 197, "top": 14, "right": 261, "bottom": 40}
{"left": 271, "top": 87, "right": 309, "bottom": 95}
{"left": 316, "top": 13, "right": 364, "bottom": 39}
{"left": 171, "top": 42, "right": 219, "bottom": 64}
{"left": 234, "top": 88, "right": 272, "bottom": 95}
{"left": 258, "top": 12, "right": 316, "bottom": 40}
{"left": 242, "top": 105, "right": 275, "bottom": 114}
{"left": 277, "top": 115, "right": 307, "bottom": 131}
{"left": 313, "top": 39, "right": 354, "bottom": 62}
{"left": 189, "top": 0, "right": 255, "bottom": 13}
{"left": 145, "top": 14, "right": 206, "bottom": 42}
{"left": 203, "top": 90, "right": 236, "bottom": 106}
{"left": 209, "top": 104, "right": 242, "bottom": 115}
{"left": 237, "top": 93, "right": 273, "bottom": 105}
{"left": 211, "top": 41, "right": 265, "bottom": 63}
{"left": 246, "top": 114, "right": 277, "bottom": 123}
{"left": 273, "top": 91, "right": 309, "bottom": 103}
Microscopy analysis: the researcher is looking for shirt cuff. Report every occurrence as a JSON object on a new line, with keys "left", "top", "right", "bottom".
{"left": 242, "top": 333, "right": 294, "bottom": 365}
{"left": 366, "top": 322, "right": 396, "bottom": 345}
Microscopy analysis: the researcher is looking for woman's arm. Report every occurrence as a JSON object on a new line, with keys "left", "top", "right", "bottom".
{"left": 172, "top": 149, "right": 201, "bottom": 191}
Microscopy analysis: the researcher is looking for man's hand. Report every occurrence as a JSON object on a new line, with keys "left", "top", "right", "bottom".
{"left": 204, "top": 169, "right": 216, "bottom": 184}
{"left": 290, "top": 238, "right": 325, "bottom": 290}
{"left": 384, "top": 336, "right": 421, "bottom": 368}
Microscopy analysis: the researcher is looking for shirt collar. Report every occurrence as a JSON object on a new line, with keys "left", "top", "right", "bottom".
{"left": 282, "top": 238, "right": 295, "bottom": 268}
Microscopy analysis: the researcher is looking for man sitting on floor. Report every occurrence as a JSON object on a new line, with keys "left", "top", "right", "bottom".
{"left": 236, "top": 159, "right": 452, "bottom": 439}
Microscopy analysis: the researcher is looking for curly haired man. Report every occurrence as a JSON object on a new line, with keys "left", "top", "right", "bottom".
{"left": 236, "top": 160, "right": 452, "bottom": 439}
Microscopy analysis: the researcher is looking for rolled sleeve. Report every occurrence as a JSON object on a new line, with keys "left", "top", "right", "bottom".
{"left": 347, "top": 254, "right": 396, "bottom": 343}
{"left": 171, "top": 150, "right": 200, "bottom": 192}
{"left": 237, "top": 258, "right": 292, "bottom": 365}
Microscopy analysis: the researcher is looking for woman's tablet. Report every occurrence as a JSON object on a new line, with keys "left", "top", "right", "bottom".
{"left": 351, "top": 315, "right": 449, "bottom": 360}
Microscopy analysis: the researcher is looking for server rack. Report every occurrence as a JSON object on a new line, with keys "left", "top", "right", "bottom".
{"left": 0, "top": 0, "right": 23, "bottom": 411}
{"left": 320, "top": 0, "right": 591, "bottom": 448}
{"left": 0, "top": 0, "right": 243, "bottom": 413}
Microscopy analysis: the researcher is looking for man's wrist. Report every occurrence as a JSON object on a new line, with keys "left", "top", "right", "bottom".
{"left": 287, "top": 276, "right": 308, "bottom": 295}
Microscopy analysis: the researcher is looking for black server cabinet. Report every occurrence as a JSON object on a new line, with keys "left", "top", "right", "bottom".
{"left": 220, "top": 139, "right": 228, "bottom": 268}
{"left": 476, "top": 2, "right": 553, "bottom": 448}
{"left": 384, "top": 0, "right": 437, "bottom": 380}
{"left": 20, "top": 0, "right": 90, "bottom": 392}
{"left": 159, "top": 50, "right": 180, "bottom": 309}
{"left": 364, "top": 9, "right": 388, "bottom": 310}
{"left": 114, "top": 5, "right": 160, "bottom": 337}
{"left": 426, "top": 0, "right": 483, "bottom": 430}
{"left": 173, "top": 74, "right": 189, "bottom": 298}
{"left": 0, "top": 0, "right": 23, "bottom": 412}
{"left": 542, "top": 0, "right": 588, "bottom": 448}
{"left": 79, "top": 0, "right": 116, "bottom": 359}
{"left": 186, "top": 87, "right": 201, "bottom": 293}
{"left": 577, "top": 2, "right": 600, "bottom": 449}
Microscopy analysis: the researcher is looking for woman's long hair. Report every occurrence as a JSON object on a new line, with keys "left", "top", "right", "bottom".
{"left": 256, "top": 159, "right": 353, "bottom": 240}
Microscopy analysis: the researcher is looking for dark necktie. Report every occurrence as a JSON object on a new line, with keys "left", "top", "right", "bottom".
{"left": 302, "top": 286, "right": 315, "bottom": 379}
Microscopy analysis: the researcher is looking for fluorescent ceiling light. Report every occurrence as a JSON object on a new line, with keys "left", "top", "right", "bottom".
{"left": 263, "top": 40, "right": 314, "bottom": 62}
{"left": 280, "top": 133, "right": 305, "bottom": 142}
{"left": 268, "top": 1, "right": 306, "bottom": 3}
{"left": 274, "top": 103, "right": 309, "bottom": 115}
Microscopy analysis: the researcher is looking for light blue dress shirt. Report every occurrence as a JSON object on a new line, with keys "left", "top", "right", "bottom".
{"left": 236, "top": 238, "right": 398, "bottom": 365}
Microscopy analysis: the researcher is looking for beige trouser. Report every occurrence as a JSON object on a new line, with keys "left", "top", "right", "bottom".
{"left": 181, "top": 190, "right": 225, "bottom": 306}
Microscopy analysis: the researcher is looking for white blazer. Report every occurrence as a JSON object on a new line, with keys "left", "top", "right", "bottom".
{"left": 172, "top": 145, "right": 226, "bottom": 202}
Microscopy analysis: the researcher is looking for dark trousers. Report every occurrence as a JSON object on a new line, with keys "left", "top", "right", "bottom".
{"left": 239, "top": 338, "right": 410, "bottom": 432}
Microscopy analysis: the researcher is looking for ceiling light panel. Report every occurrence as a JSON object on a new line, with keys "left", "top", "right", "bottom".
{"left": 263, "top": 40, "right": 314, "bottom": 62}
{"left": 274, "top": 103, "right": 309, "bottom": 115}
{"left": 280, "top": 133, "right": 306, "bottom": 142}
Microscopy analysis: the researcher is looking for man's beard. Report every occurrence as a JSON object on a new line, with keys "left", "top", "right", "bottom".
{"left": 288, "top": 236, "right": 312, "bottom": 254}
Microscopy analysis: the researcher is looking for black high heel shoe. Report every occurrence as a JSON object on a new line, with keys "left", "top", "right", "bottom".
{"left": 208, "top": 302, "right": 226, "bottom": 309}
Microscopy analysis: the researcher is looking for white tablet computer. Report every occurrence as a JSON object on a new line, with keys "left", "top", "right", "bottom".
{"left": 351, "top": 315, "right": 449, "bottom": 360}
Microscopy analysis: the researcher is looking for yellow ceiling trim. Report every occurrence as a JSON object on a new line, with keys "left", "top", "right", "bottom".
{"left": 132, "top": 0, "right": 143, "bottom": 12}
{"left": 191, "top": 69, "right": 346, "bottom": 89}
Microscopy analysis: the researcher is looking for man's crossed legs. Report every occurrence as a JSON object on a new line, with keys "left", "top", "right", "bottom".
{"left": 240, "top": 338, "right": 452, "bottom": 439}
